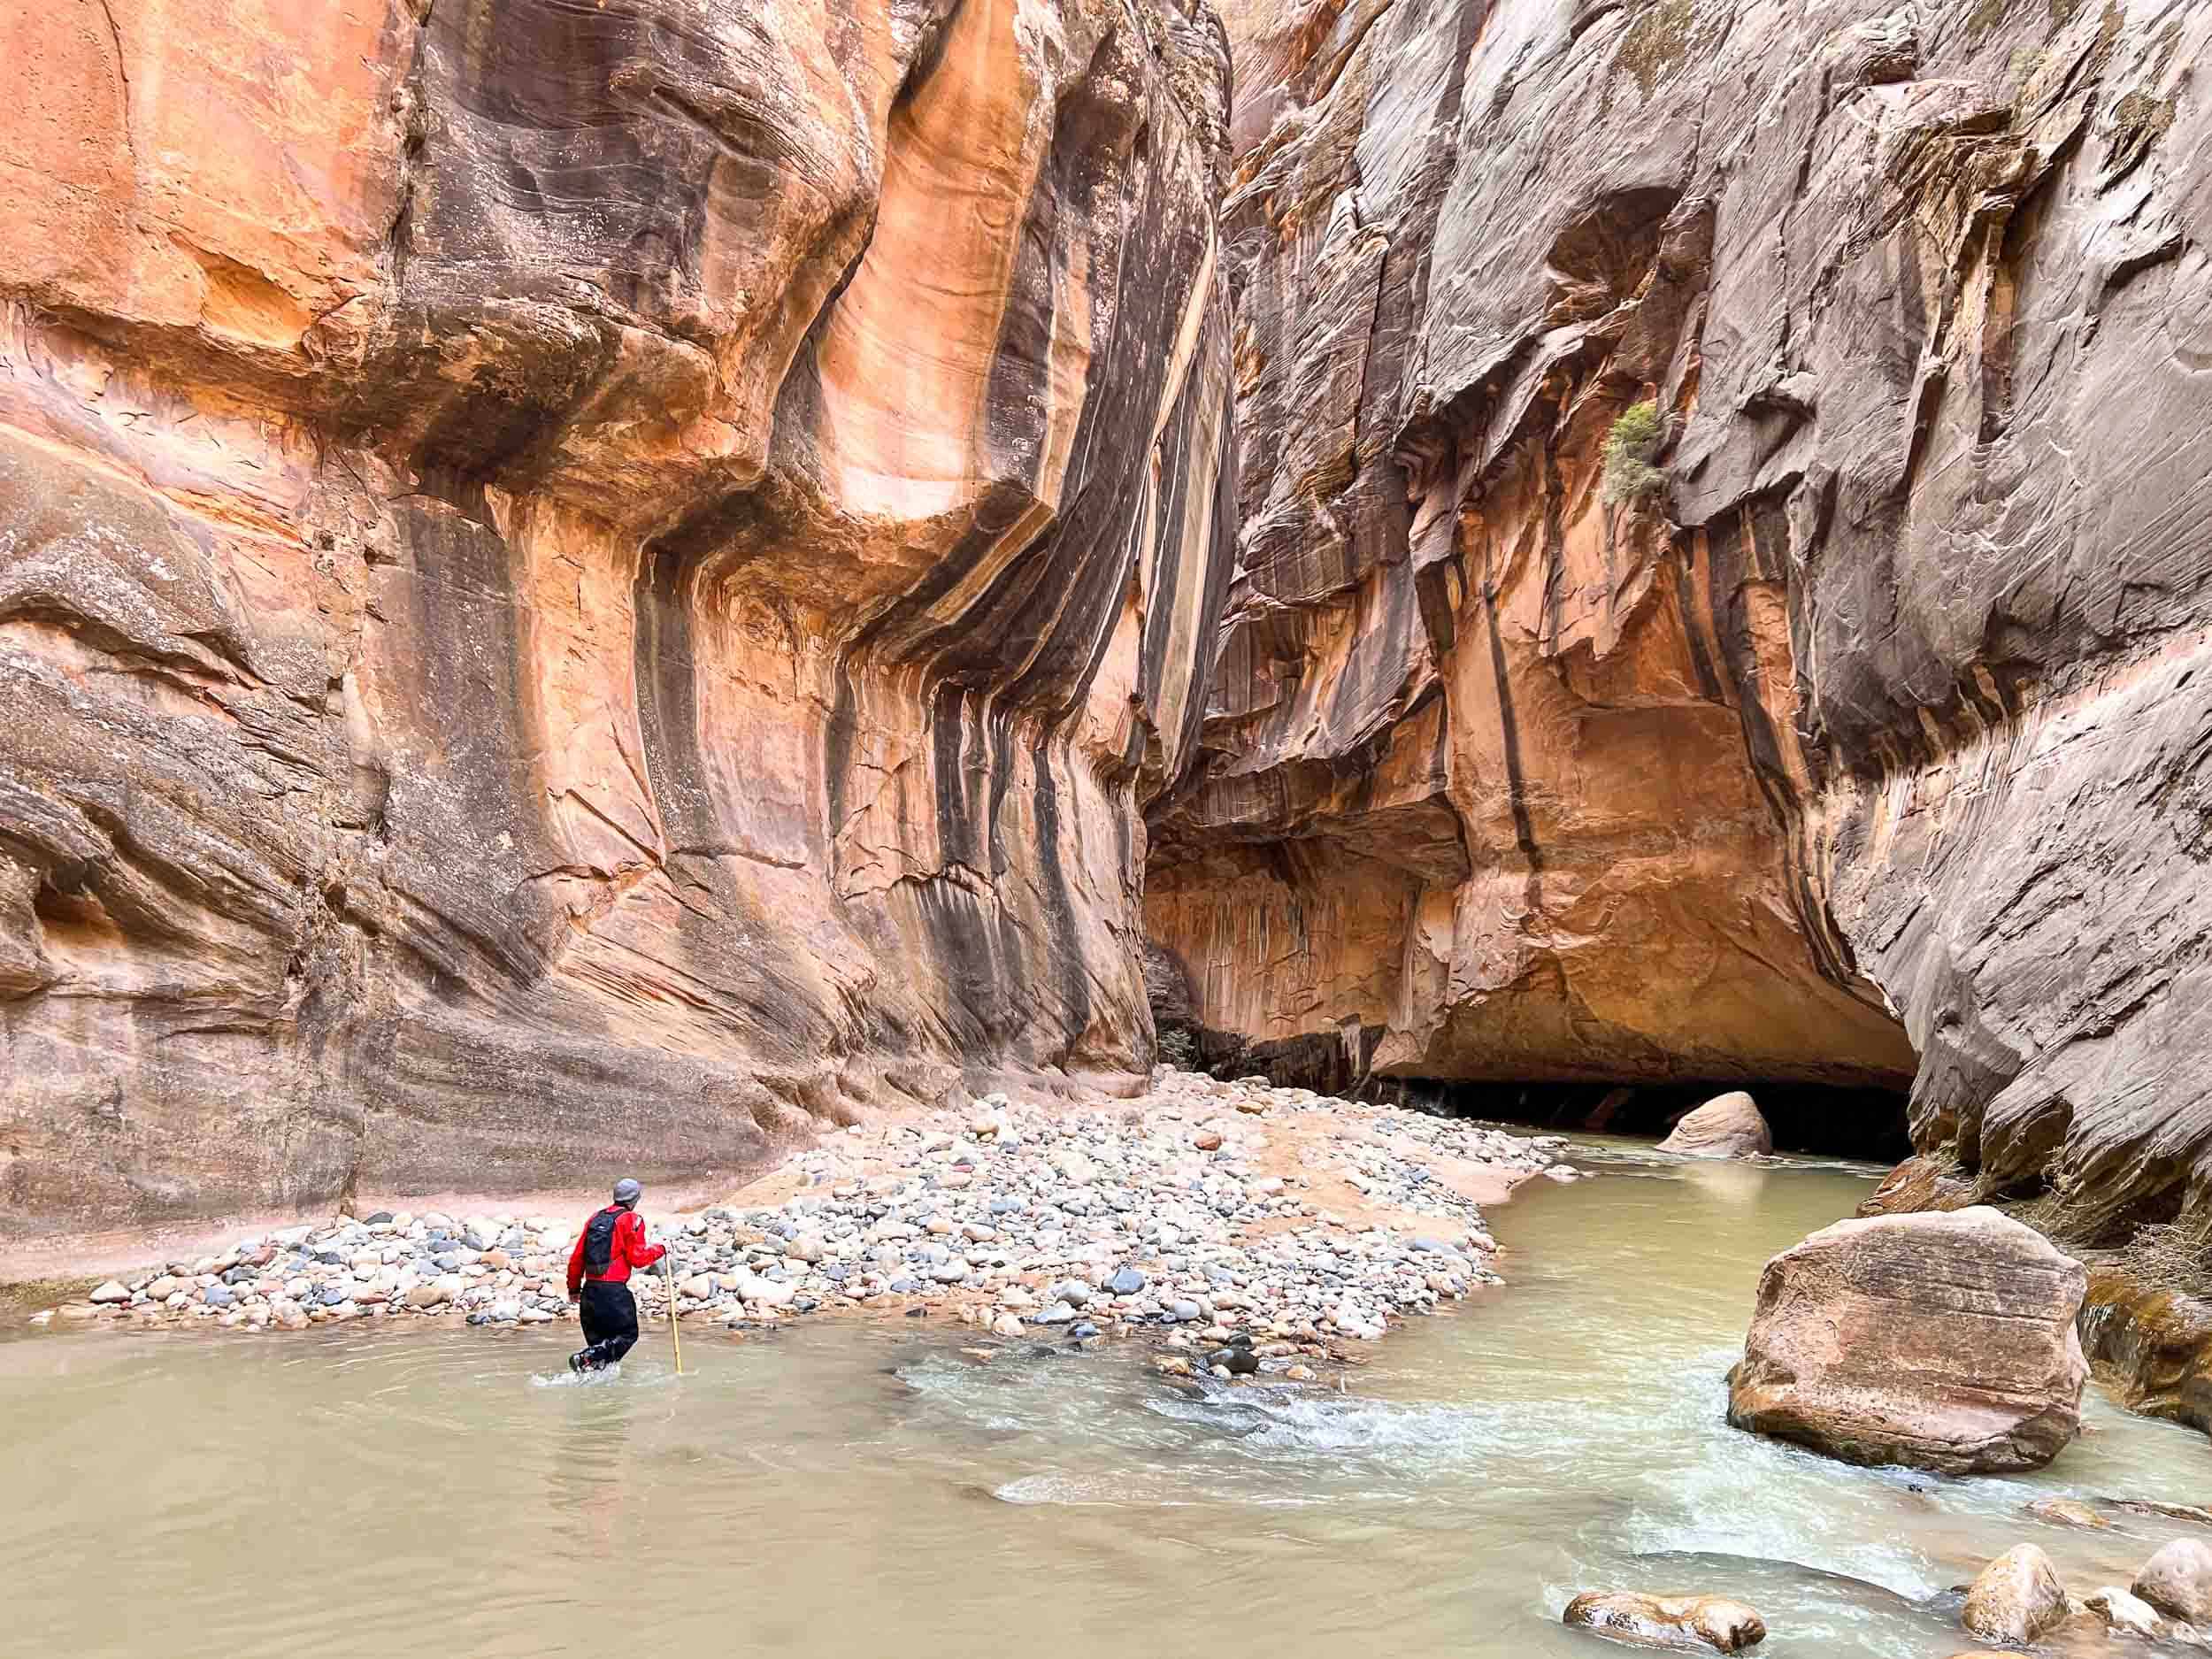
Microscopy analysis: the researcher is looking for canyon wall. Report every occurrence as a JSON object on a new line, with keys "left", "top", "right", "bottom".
{"left": 8, "top": 0, "right": 2211, "bottom": 1248}
{"left": 1150, "top": 0, "right": 2212, "bottom": 1233}
{"left": 0, "top": 0, "right": 1235, "bottom": 1234}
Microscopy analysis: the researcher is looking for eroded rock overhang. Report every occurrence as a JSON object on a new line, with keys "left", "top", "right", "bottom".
{"left": 1148, "top": 0, "right": 2212, "bottom": 1243}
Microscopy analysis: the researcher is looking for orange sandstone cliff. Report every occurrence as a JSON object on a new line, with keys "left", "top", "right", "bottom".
{"left": 1, "top": 0, "right": 1235, "bottom": 1232}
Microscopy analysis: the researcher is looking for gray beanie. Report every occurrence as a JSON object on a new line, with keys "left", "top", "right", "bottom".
{"left": 612, "top": 1178, "right": 642, "bottom": 1206}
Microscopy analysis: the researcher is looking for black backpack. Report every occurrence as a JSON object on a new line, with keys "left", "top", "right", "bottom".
{"left": 581, "top": 1205, "right": 624, "bottom": 1278}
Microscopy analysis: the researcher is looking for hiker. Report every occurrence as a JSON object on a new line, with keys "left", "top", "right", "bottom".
{"left": 565, "top": 1178, "right": 668, "bottom": 1372}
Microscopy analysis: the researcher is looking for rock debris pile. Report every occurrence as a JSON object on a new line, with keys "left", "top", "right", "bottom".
{"left": 35, "top": 1072, "right": 1571, "bottom": 1371}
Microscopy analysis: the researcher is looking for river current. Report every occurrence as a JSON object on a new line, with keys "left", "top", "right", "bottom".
{"left": 12, "top": 1135, "right": 2205, "bottom": 1657}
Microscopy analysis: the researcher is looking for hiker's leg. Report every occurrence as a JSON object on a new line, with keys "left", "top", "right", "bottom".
{"left": 598, "top": 1285, "right": 641, "bottom": 1364}
{"left": 574, "top": 1282, "right": 614, "bottom": 1369}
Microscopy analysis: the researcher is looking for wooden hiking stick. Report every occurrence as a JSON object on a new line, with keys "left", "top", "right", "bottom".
{"left": 664, "top": 1256, "right": 684, "bottom": 1376}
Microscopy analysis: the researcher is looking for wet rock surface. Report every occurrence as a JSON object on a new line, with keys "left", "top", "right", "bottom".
{"left": 1728, "top": 1208, "right": 2087, "bottom": 1473}
{"left": 21, "top": 1071, "right": 1562, "bottom": 1362}
{"left": 1563, "top": 1591, "right": 1767, "bottom": 1653}
{"left": 2077, "top": 1270, "right": 2212, "bottom": 1442}
{"left": 2024, "top": 1498, "right": 2110, "bottom": 1532}
{"left": 1961, "top": 1545, "right": 2069, "bottom": 1645}
{"left": 2085, "top": 1585, "right": 2171, "bottom": 1640}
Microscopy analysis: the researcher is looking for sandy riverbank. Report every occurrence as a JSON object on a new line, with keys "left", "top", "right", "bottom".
{"left": 13, "top": 1070, "right": 1580, "bottom": 1368}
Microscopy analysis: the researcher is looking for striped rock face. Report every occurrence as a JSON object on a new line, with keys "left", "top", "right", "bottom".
{"left": 0, "top": 0, "right": 1236, "bottom": 1232}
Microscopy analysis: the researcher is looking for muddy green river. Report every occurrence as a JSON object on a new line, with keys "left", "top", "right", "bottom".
{"left": 12, "top": 1136, "right": 2205, "bottom": 1657}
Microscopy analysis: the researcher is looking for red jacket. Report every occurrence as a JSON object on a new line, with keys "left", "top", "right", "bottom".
{"left": 567, "top": 1205, "right": 667, "bottom": 1295}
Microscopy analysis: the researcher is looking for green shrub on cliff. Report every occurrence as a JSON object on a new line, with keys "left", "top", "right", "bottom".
{"left": 1601, "top": 398, "right": 1666, "bottom": 506}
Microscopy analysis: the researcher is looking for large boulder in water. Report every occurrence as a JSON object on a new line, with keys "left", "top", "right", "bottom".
{"left": 1727, "top": 1208, "right": 2087, "bottom": 1473}
{"left": 2132, "top": 1538, "right": 2212, "bottom": 1625}
{"left": 1658, "top": 1092, "right": 1773, "bottom": 1159}
{"left": 1563, "top": 1592, "right": 1766, "bottom": 1652}
{"left": 1962, "top": 1545, "right": 2070, "bottom": 1643}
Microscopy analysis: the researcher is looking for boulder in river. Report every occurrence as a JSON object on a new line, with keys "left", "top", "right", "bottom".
{"left": 1562, "top": 1592, "right": 1766, "bottom": 1652}
{"left": 1726, "top": 1207, "right": 2087, "bottom": 1473}
{"left": 1961, "top": 1544, "right": 2069, "bottom": 1644}
{"left": 2132, "top": 1538, "right": 2212, "bottom": 1624}
{"left": 1657, "top": 1093, "right": 1772, "bottom": 1159}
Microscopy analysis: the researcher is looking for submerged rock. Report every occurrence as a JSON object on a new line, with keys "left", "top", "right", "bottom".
{"left": 1961, "top": 1545, "right": 2069, "bottom": 1644}
{"left": 2133, "top": 1539, "right": 2212, "bottom": 1625}
{"left": 2023, "top": 1497, "right": 2108, "bottom": 1532}
{"left": 2110, "top": 1500, "right": 2212, "bottom": 1528}
{"left": 1657, "top": 1094, "right": 1772, "bottom": 1160}
{"left": 1562, "top": 1592, "right": 1766, "bottom": 1652}
{"left": 1727, "top": 1208, "right": 2087, "bottom": 1473}
{"left": 2085, "top": 1586, "right": 2170, "bottom": 1640}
